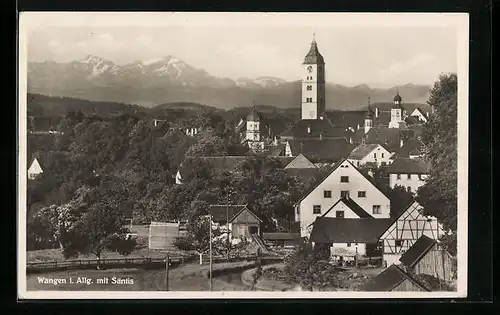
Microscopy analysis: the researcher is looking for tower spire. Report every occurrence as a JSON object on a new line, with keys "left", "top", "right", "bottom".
{"left": 312, "top": 33, "right": 316, "bottom": 43}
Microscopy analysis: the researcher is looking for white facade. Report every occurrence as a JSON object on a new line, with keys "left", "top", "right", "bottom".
{"left": 284, "top": 141, "right": 293, "bottom": 157}
{"left": 364, "top": 117, "right": 373, "bottom": 134}
{"left": 28, "top": 158, "right": 43, "bottom": 180}
{"left": 246, "top": 120, "right": 260, "bottom": 141}
{"left": 410, "top": 108, "right": 429, "bottom": 122}
{"left": 348, "top": 145, "right": 394, "bottom": 168}
{"left": 185, "top": 127, "right": 199, "bottom": 136}
{"left": 389, "top": 107, "right": 404, "bottom": 128}
{"left": 379, "top": 201, "right": 444, "bottom": 267}
{"left": 319, "top": 199, "right": 369, "bottom": 219}
{"left": 331, "top": 243, "right": 367, "bottom": 256}
{"left": 175, "top": 170, "right": 182, "bottom": 185}
{"left": 295, "top": 159, "right": 391, "bottom": 237}
{"left": 389, "top": 173, "right": 428, "bottom": 194}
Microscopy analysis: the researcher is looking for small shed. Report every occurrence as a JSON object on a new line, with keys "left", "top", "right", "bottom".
{"left": 28, "top": 157, "right": 44, "bottom": 180}
{"left": 399, "top": 235, "right": 456, "bottom": 282}
{"left": 209, "top": 204, "right": 263, "bottom": 241}
{"left": 364, "top": 264, "right": 430, "bottom": 292}
{"left": 148, "top": 221, "right": 180, "bottom": 250}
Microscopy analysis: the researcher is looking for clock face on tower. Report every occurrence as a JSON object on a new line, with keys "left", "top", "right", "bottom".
{"left": 307, "top": 66, "right": 313, "bottom": 73}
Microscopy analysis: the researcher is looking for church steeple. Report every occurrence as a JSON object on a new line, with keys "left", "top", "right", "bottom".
{"left": 301, "top": 35, "right": 326, "bottom": 120}
{"left": 303, "top": 34, "right": 325, "bottom": 65}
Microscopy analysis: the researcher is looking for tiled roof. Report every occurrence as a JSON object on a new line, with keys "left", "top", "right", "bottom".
{"left": 363, "top": 264, "right": 430, "bottom": 291}
{"left": 266, "top": 144, "right": 286, "bottom": 157}
{"left": 364, "top": 127, "right": 416, "bottom": 152}
{"left": 348, "top": 144, "right": 382, "bottom": 159}
{"left": 399, "top": 235, "right": 437, "bottom": 268}
{"left": 321, "top": 197, "right": 374, "bottom": 219}
{"left": 323, "top": 111, "right": 367, "bottom": 129}
{"left": 374, "top": 111, "right": 391, "bottom": 127}
{"left": 303, "top": 39, "right": 325, "bottom": 64}
{"left": 284, "top": 154, "right": 317, "bottom": 169}
{"left": 209, "top": 204, "right": 262, "bottom": 223}
{"left": 386, "top": 158, "right": 430, "bottom": 174}
{"left": 310, "top": 217, "right": 392, "bottom": 243}
{"left": 262, "top": 232, "right": 302, "bottom": 240}
{"left": 395, "top": 138, "right": 426, "bottom": 158}
{"left": 280, "top": 118, "right": 347, "bottom": 140}
{"left": 287, "top": 139, "right": 353, "bottom": 163}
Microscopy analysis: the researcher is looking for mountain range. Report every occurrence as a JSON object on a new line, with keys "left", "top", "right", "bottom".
{"left": 27, "top": 55, "right": 432, "bottom": 110}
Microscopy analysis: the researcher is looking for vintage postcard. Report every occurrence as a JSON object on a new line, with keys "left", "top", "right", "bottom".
{"left": 17, "top": 12, "right": 469, "bottom": 299}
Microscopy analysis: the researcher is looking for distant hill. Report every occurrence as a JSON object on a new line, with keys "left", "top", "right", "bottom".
{"left": 154, "top": 102, "right": 220, "bottom": 112}
{"left": 28, "top": 55, "right": 432, "bottom": 110}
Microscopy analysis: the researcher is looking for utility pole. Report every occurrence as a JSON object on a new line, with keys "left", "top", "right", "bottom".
{"left": 226, "top": 191, "right": 230, "bottom": 262}
{"left": 209, "top": 213, "right": 213, "bottom": 291}
{"left": 165, "top": 253, "right": 170, "bottom": 291}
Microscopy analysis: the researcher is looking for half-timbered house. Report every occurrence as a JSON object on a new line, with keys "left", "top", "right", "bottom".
{"left": 379, "top": 200, "right": 444, "bottom": 266}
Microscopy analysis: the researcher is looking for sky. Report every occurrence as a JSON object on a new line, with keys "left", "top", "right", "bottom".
{"left": 23, "top": 12, "right": 464, "bottom": 88}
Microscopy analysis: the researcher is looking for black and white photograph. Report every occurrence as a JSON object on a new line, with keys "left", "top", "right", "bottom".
{"left": 17, "top": 12, "right": 469, "bottom": 299}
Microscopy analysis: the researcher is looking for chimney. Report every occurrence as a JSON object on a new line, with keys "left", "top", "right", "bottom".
{"left": 375, "top": 107, "right": 379, "bottom": 118}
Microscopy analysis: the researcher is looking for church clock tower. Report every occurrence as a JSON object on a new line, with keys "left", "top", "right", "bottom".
{"left": 301, "top": 35, "right": 326, "bottom": 120}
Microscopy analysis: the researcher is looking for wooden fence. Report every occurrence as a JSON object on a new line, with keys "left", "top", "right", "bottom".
{"left": 26, "top": 253, "right": 284, "bottom": 274}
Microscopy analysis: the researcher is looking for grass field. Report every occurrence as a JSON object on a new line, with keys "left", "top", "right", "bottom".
{"left": 27, "top": 225, "right": 187, "bottom": 263}
{"left": 26, "top": 261, "right": 251, "bottom": 291}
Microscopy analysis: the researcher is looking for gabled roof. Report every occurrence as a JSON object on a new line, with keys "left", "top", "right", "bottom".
{"left": 323, "top": 111, "right": 367, "bottom": 129}
{"left": 179, "top": 156, "right": 294, "bottom": 176}
{"left": 411, "top": 107, "right": 429, "bottom": 117}
{"left": 386, "top": 158, "right": 430, "bottom": 174}
{"left": 266, "top": 144, "right": 286, "bottom": 157}
{"left": 363, "top": 264, "right": 430, "bottom": 292}
{"left": 395, "top": 138, "right": 426, "bottom": 158}
{"left": 285, "top": 154, "right": 317, "bottom": 169}
{"left": 208, "top": 204, "right": 263, "bottom": 223}
{"left": 310, "top": 217, "right": 392, "bottom": 243}
{"left": 286, "top": 139, "right": 353, "bottom": 162}
{"left": 348, "top": 143, "right": 389, "bottom": 160}
{"left": 294, "top": 158, "right": 390, "bottom": 206}
{"left": 262, "top": 232, "right": 302, "bottom": 240}
{"left": 321, "top": 197, "right": 373, "bottom": 219}
{"left": 365, "top": 127, "right": 405, "bottom": 152}
{"left": 399, "top": 235, "right": 437, "bottom": 268}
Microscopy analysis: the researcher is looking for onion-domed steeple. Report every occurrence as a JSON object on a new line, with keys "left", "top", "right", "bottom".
{"left": 393, "top": 87, "right": 403, "bottom": 107}
{"left": 303, "top": 34, "right": 325, "bottom": 65}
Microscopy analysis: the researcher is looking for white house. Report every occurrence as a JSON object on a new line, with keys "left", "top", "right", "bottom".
{"left": 294, "top": 158, "right": 391, "bottom": 237}
{"left": 310, "top": 217, "right": 392, "bottom": 258}
{"left": 378, "top": 200, "right": 444, "bottom": 266}
{"left": 386, "top": 158, "right": 430, "bottom": 194}
{"left": 409, "top": 108, "right": 429, "bottom": 123}
{"left": 347, "top": 143, "right": 393, "bottom": 167}
{"left": 28, "top": 158, "right": 43, "bottom": 180}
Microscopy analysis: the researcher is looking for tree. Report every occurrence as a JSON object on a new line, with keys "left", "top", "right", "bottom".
{"left": 389, "top": 185, "right": 414, "bottom": 218}
{"left": 173, "top": 215, "right": 225, "bottom": 257}
{"left": 417, "top": 73, "right": 458, "bottom": 254}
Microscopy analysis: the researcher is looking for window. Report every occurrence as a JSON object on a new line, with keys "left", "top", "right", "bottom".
{"left": 313, "top": 205, "right": 321, "bottom": 214}
{"left": 395, "top": 240, "right": 402, "bottom": 247}
{"left": 381, "top": 153, "right": 385, "bottom": 158}
{"left": 340, "top": 176, "right": 349, "bottom": 183}
{"left": 323, "top": 190, "right": 332, "bottom": 198}
{"left": 346, "top": 243, "right": 351, "bottom": 247}
{"left": 358, "top": 191, "right": 366, "bottom": 198}
{"left": 397, "top": 174, "right": 401, "bottom": 180}
{"left": 418, "top": 174, "right": 423, "bottom": 180}
{"left": 341, "top": 190, "right": 350, "bottom": 198}
{"left": 373, "top": 153, "right": 377, "bottom": 159}
{"left": 407, "top": 174, "right": 411, "bottom": 179}
{"left": 357, "top": 161, "right": 360, "bottom": 166}
{"left": 407, "top": 186, "right": 412, "bottom": 192}
{"left": 336, "top": 211, "right": 344, "bottom": 218}
{"left": 381, "top": 162, "right": 387, "bottom": 166}
{"left": 372, "top": 205, "right": 381, "bottom": 214}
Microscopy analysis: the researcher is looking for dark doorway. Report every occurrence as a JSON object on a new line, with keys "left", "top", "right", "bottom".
{"left": 249, "top": 226, "right": 258, "bottom": 235}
